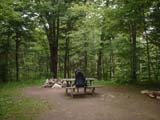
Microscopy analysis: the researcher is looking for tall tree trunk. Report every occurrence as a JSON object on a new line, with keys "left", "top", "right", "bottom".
{"left": 155, "top": 47, "right": 160, "bottom": 81}
{"left": 143, "top": 11, "right": 151, "bottom": 81}
{"left": 102, "top": 58, "right": 105, "bottom": 80}
{"left": 84, "top": 34, "right": 88, "bottom": 76}
{"left": 37, "top": 0, "right": 59, "bottom": 78}
{"left": 157, "top": 47, "right": 160, "bottom": 81}
{"left": 46, "top": 15, "right": 59, "bottom": 78}
{"left": 145, "top": 29, "right": 151, "bottom": 81}
{"left": 64, "top": 39, "right": 67, "bottom": 78}
{"left": 96, "top": 0, "right": 109, "bottom": 80}
{"left": 130, "top": 22, "right": 137, "bottom": 83}
{"left": 109, "top": 54, "right": 112, "bottom": 80}
{"left": 97, "top": 49, "right": 102, "bottom": 80}
{"left": 47, "top": 56, "right": 49, "bottom": 74}
{"left": 49, "top": 38, "right": 58, "bottom": 78}
{"left": 109, "top": 38, "right": 112, "bottom": 80}
{"left": 64, "top": 31, "right": 69, "bottom": 78}
{"left": 64, "top": 20, "right": 72, "bottom": 78}
{"left": 112, "top": 50, "right": 115, "bottom": 78}
{"left": 84, "top": 50, "right": 87, "bottom": 76}
{"left": 6, "top": 35, "right": 10, "bottom": 81}
{"left": 97, "top": 31, "right": 105, "bottom": 80}
{"left": 15, "top": 32, "right": 20, "bottom": 81}
{"left": 67, "top": 45, "right": 70, "bottom": 78}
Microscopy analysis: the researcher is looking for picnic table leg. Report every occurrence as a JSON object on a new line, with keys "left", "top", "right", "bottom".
{"left": 66, "top": 81, "right": 69, "bottom": 87}
{"left": 76, "top": 88, "right": 79, "bottom": 93}
{"left": 73, "top": 88, "right": 75, "bottom": 92}
{"left": 71, "top": 88, "right": 74, "bottom": 98}
{"left": 66, "top": 88, "right": 68, "bottom": 94}
{"left": 92, "top": 87, "right": 95, "bottom": 95}
{"left": 84, "top": 87, "right": 86, "bottom": 93}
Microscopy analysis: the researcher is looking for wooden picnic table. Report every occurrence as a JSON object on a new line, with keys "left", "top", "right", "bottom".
{"left": 62, "top": 78, "right": 97, "bottom": 97}
{"left": 62, "top": 78, "right": 96, "bottom": 87}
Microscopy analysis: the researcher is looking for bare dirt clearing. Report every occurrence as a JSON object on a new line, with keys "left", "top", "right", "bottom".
{"left": 23, "top": 86, "right": 160, "bottom": 120}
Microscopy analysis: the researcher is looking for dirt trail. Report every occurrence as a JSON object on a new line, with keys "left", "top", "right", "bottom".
{"left": 23, "top": 86, "right": 160, "bottom": 120}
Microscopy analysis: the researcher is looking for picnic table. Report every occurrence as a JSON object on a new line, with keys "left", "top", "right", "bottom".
{"left": 62, "top": 78, "right": 97, "bottom": 97}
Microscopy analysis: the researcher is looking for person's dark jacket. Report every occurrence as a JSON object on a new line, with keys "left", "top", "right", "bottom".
{"left": 74, "top": 71, "right": 86, "bottom": 87}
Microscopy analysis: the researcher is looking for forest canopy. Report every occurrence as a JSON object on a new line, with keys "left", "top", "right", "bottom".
{"left": 0, "top": 0, "right": 160, "bottom": 85}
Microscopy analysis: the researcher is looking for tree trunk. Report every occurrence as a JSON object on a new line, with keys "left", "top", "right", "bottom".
{"left": 130, "top": 22, "right": 137, "bottom": 83}
{"left": 84, "top": 50, "right": 87, "bottom": 76}
{"left": 96, "top": 1, "right": 109, "bottom": 80}
{"left": 109, "top": 37, "right": 112, "bottom": 80}
{"left": 15, "top": 32, "right": 20, "bottom": 81}
{"left": 102, "top": 58, "right": 105, "bottom": 80}
{"left": 143, "top": 11, "right": 151, "bottom": 81}
{"left": 112, "top": 50, "right": 115, "bottom": 78}
{"left": 97, "top": 49, "right": 102, "bottom": 80}
{"left": 48, "top": 38, "right": 58, "bottom": 78}
{"left": 109, "top": 53, "right": 112, "bottom": 80}
{"left": 6, "top": 35, "right": 10, "bottom": 81}
{"left": 97, "top": 30, "right": 105, "bottom": 80}
{"left": 64, "top": 20, "right": 72, "bottom": 78}
{"left": 64, "top": 31, "right": 69, "bottom": 78}
{"left": 157, "top": 47, "right": 160, "bottom": 81}
{"left": 46, "top": 15, "right": 59, "bottom": 78}
{"left": 84, "top": 34, "right": 88, "bottom": 76}
{"left": 67, "top": 45, "right": 70, "bottom": 78}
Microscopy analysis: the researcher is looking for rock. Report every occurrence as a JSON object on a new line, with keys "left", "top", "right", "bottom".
{"left": 42, "top": 78, "right": 66, "bottom": 88}
{"left": 52, "top": 83, "right": 62, "bottom": 88}
{"left": 148, "top": 93, "right": 155, "bottom": 98}
{"left": 141, "top": 90, "right": 160, "bottom": 100}
{"left": 156, "top": 96, "right": 160, "bottom": 100}
{"left": 45, "top": 79, "right": 49, "bottom": 84}
{"left": 141, "top": 90, "right": 149, "bottom": 94}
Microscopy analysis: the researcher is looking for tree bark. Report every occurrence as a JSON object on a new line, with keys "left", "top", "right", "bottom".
{"left": 48, "top": 36, "right": 58, "bottom": 78}
{"left": 15, "top": 32, "right": 20, "bottom": 81}
{"left": 143, "top": 11, "right": 151, "bottom": 81}
{"left": 111, "top": 50, "right": 115, "bottom": 78}
{"left": 97, "top": 49, "right": 102, "bottom": 80}
{"left": 157, "top": 47, "right": 160, "bottom": 81}
{"left": 109, "top": 37, "right": 112, "bottom": 80}
{"left": 84, "top": 50, "right": 87, "bottom": 76}
{"left": 84, "top": 34, "right": 88, "bottom": 76}
{"left": 45, "top": 13, "right": 59, "bottom": 78}
{"left": 130, "top": 22, "right": 137, "bottom": 83}
{"left": 97, "top": 30, "right": 105, "bottom": 80}
{"left": 64, "top": 20, "right": 72, "bottom": 78}
{"left": 64, "top": 31, "right": 69, "bottom": 78}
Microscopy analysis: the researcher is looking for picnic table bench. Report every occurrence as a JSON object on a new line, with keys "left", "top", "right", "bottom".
{"left": 62, "top": 78, "right": 97, "bottom": 97}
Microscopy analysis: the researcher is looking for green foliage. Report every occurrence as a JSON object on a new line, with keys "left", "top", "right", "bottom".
{"left": 0, "top": 0, "right": 160, "bottom": 85}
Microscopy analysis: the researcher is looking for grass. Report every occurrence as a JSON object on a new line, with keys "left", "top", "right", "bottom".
{"left": 94, "top": 80, "right": 160, "bottom": 90}
{"left": 94, "top": 80, "right": 118, "bottom": 86}
{"left": 0, "top": 79, "right": 52, "bottom": 120}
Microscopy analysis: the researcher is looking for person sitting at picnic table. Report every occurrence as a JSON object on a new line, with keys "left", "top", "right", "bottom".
{"left": 73, "top": 68, "right": 87, "bottom": 87}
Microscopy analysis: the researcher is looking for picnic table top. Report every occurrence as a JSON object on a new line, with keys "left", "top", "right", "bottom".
{"left": 62, "top": 78, "right": 96, "bottom": 81}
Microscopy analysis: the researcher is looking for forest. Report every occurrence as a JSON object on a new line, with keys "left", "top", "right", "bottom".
{"left": 0, "top": 0, "right": 160, "bottom": 85}
{"left": 0, "top": 0, "right": 160, "bottom": 120}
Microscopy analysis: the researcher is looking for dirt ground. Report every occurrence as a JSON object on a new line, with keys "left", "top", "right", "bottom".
{"left": 23, "top": 86, "right": 160, "bottom": 120}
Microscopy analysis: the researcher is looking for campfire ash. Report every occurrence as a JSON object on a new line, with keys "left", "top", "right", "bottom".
{"left": 42, "top": 78, "right": 67, "bottom": 88}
